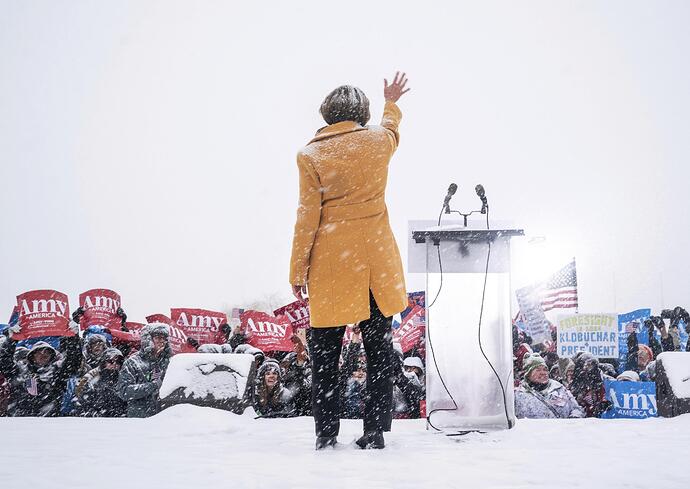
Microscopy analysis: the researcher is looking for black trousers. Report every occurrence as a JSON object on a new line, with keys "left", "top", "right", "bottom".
{"left": 309, "top": 290, "right": 394, "bottom": 437}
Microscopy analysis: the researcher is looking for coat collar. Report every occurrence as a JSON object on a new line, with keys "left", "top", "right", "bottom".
{"left": 309, "top": 121, "right": 368, "bottom": 144}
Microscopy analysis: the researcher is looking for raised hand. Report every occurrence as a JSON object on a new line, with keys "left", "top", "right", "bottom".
{"left": 384, "top": 71, "right": 410, "bottom": 102}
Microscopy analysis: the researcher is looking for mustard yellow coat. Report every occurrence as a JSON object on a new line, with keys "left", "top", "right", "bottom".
{"left": 289, "top": 101, "right": 407, "bottom": 327}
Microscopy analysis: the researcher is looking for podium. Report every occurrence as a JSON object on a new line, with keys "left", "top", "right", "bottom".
{"left": 410, "top": 225, "right": 523, "bottom": 432}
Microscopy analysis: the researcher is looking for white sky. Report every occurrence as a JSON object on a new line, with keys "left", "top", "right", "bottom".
{"left": 1, "top": 0, "right": 689, "bottom": 322}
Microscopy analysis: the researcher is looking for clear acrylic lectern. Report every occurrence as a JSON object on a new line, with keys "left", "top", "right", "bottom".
{"left": 410, "top": 225, "right": 523, "bottom": 432}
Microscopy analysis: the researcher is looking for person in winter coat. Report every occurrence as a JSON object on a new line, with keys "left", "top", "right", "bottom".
{"left": 116, "top": 323, "right": 172, "bottom": 418}
{"left": 75, "top": 347, "right": 126, "bottom": 417}
{"left": 395, "top": 356, "right": 425, "bottom": 418}
{"left": 289, "top": 74, "right": 411, "bottom": 450}
{"left": 625, "top": 317, "right": 674, "bottom": 381}
{"left": 61, "top": 326, "right": 114, "bottom": 416}
{"left": 553, "top": 357, "right": 575, "bottom": 389}
{"left": 515, "top": 353, "right": 584, "bottom": 419}
{"left": 280, "top": 336, "right": 312, "bottom": 417}
{"left": 80, "top": 329, "right": 110, "bottom": 373}
{"left": 253, "top": 359, "right": 294, "bottom": 417}
{"left": 0, "top": 323, "right": 81, "bottom": 417}
{"left": 570, "top": 352, "right": 610, "bottom": 417}
{"left": 344, "top": 360, "right": 367, "bottom": 419}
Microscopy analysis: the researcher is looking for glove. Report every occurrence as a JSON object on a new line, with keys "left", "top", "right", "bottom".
{"left": 72, "top": 307, "right": 85, "bottom": 323}
{"left": 68, "top": 320, "right": 81, "bottom": 335}
{"left": 8, "top": 323, "right": 21, "bottom": 339}
{"left": 221, "top": 323, "right": 232, "bottom": 336}
{"left": 116, "top": 307, "right": 127, "bottom": 326}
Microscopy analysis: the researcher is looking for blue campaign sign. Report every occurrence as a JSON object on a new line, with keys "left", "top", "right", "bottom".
{"left": 618, "top": 309, "right": 651, "bottom": 363}
{"left": 677, "top": 320, "right": 689, "bottom": 352}
{"left": 601, "top": 379, "right": 657, "bottom": 419}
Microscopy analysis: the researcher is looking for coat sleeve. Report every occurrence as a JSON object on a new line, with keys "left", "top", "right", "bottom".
{"left": 289, "top": 153, "right": 322, "bottom": 286}
{"left": 381, "top": 100, "right": 402, "bottom": 150}
{"left": 0, "top": 337, "right": 17, "bottom": 377}
{"left": 565, "top": 388, "right": 585, "bottom": 418}
{"left": 661, "top": 333, "right": 675, "bottom": 352}
{"left": 58, "top": 336, "right": 82, "bottom": 381}
{"left": 116, "top": 359, "right": 158, "bottom": 402}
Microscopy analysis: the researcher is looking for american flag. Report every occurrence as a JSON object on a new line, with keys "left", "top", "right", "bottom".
{"left": 540, "top": 259, "right": 578, "bottom": 312}
{"left": 25, "top": 376, "right": 39, "bottom": 396}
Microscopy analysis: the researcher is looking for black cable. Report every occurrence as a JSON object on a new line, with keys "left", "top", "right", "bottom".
{"left": 426, "top": 239, "right": 458, "bottom": 431}
{"left": 476, "top": 209, "right": 513, "bottom": 429}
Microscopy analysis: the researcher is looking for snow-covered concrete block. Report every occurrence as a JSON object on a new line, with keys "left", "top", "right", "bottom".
{"left": 160, "top": 353, "right": 256, "bottom": 414}
{"left": 656, "top": 352, "right": 690, "bottom": 418}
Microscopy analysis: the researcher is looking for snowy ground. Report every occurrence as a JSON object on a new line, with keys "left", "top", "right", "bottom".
{"left": 2, "top": 406, "right": 690, "bottom": 489}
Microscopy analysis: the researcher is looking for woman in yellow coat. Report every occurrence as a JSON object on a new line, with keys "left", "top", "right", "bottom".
{"left": 289, "top": 72, "right": 410, "bottom": 449}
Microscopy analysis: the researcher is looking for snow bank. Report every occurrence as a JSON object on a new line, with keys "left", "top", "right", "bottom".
{"left": 657, "top": 352, "right": 690, "bottom": 397}
{"left": 159, "top": 353, "right": 255, "bottom": 414}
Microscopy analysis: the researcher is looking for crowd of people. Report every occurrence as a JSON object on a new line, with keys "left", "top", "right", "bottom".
{"left": 512, "top": 306, "right": 690, "bottom": 419}
{"left": 2, "top": 301, "right": 687, "bottom": 421}
{"left": 0, "top": 307, "right": 427, "bottom": 420}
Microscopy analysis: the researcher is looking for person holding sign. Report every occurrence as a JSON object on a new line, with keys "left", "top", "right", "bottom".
{"left": 290, "top": 73, "right": 411, "bottom": 450}
{"left": 0, "top": 321, "right": 81, "bottom": 416}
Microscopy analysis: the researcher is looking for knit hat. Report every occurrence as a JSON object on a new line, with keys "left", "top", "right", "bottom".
{"left": 257, "top": 358, "right": 282, "bottom": 380}
{"left": 558, "top": 357, "right": 574, "bottom": 378}
{"left": 617, "top": 370, "right": 640, "bottom": 382}
{"left": 522, "top": 352, "right": 547, "bottom": 379}
{"left": 99, "top": 347, "right": 124, "bottom": 366}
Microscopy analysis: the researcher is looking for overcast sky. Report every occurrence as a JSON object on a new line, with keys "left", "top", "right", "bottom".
{"left": 2, "top": 1, "right": 689, "bottom": 322}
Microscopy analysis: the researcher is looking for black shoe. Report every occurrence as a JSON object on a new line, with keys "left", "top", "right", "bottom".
{"left": 315, "top": 436, "right": 338, "bottom": 450}
{"left": 355, "top": 431, "right": 385, "bottom": 449}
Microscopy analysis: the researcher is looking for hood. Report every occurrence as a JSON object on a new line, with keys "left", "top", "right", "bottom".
{"left": 403, "top": 356, "right": 425, "bottom": 373}
{"left": 82, "top": 333, "right": 110, "bottom": 362}
{"left": 557, "top": 357, "right": 575, "bottom": 378}
{"left": 13, "top": 345, "right": 30, "bottom": 365}
{"left": 27, "top": 341, "right": 58, "bottom": 368}
{"left": 140, "top": 323, "right": 172, "bottom": 358}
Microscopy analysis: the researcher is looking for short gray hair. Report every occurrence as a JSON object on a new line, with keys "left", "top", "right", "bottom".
{"left": 320, "top": 85, "right": 370, "bottom": 126}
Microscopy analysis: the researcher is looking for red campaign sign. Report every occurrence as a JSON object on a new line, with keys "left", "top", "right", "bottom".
{"left": 167, "top": 323, "right": 196, "bottom": 354}
{"left": 145, "top": 314, "right": 195, "bottom": 354}
{"left": 240, "top": 311, "right": 294, "bottom": 352}
{"left": 145, "top": 313, "right": 173, "bottom": 325}
{"left": 393, "top": 305, "right": 425, "bottom": 353}
{"left": 273, "top": 299, "right": 310, "bottom": 331}
{"left": 79, "top": 289, "right": 121, "bottom": 327}
{"left": 14, "top": 290, "right": 72, "bottom": 340}
{"left": 109, "top": 328, "right": 139, "bottom": 344}
{"left": 170, "top": 308, "right": 227, "bottom": 346}
{"left": 125, "top": 321, "right": 146, "bottom": 335}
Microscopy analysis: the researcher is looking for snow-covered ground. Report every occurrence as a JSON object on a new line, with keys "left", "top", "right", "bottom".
{"left": 2, "top": 406, "right": 689, "bottom": 489}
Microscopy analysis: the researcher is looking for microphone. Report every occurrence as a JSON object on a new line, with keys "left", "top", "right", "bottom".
{"left": 443, "top": 183, "right": 457, "bottom": 214}
{"left": 475, "top": 184, "right": 488, "bottom": 214}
